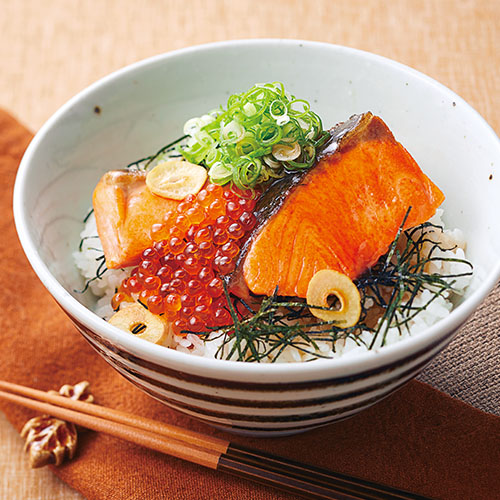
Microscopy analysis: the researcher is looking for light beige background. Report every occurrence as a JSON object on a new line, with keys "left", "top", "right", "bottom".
{"left": 1, "top": 0, "right": 498, "bottom": 498}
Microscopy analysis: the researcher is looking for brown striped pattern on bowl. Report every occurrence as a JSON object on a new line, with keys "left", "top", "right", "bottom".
{"left": 71, "top": 315, "right": 457, "bottom": 436}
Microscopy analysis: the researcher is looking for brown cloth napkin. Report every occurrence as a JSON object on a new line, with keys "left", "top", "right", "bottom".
{"left": 0, "top": 109, "right": 499, "bottom": 500}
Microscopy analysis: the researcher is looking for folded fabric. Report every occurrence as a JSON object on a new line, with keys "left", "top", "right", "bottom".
{"left": 0, "top": 109, "right": 498, "bottom": 500}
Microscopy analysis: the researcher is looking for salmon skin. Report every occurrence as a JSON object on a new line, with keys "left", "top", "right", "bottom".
{"left": 228, "top": 112, "right": 445, "bottom": 299}
{"left": 93, "top": 170, "right": 178, "bottom": 269}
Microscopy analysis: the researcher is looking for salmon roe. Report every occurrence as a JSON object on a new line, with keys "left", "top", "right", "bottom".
{"left": 115, "top": 184, "right": 257, "bottom": 336}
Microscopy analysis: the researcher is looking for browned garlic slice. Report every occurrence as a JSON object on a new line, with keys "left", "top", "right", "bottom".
{"left": 21, "top": 416, "right": 77, "bottom": 468}
{"left": 306, "top": 269, "right": 361, "bottom": 327}
{"left": 146, "top": 159, "right": 207, "bottom": 200}
{"left": 109, "top": 303, "right": 172, "bottom": 346}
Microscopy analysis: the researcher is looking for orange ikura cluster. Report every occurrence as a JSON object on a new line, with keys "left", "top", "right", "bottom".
{"left": 112, "top": 183, "right": 257, "bottom": 335}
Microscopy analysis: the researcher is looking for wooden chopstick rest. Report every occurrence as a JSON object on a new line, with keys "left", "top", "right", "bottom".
{"left": 48, "top": 381, "right": 94, "bottom": 404}
{"left": 20, "top": 381, "right": 94, "bottom": 468}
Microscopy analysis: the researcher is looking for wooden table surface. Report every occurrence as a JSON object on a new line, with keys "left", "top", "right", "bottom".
{"left": 1, "top": 0, "right": 498, "bottom": 498}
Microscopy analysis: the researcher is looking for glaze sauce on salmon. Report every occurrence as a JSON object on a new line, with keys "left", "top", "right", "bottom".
{"left": 229, "top": 113, "right": 445, "bottom": 298}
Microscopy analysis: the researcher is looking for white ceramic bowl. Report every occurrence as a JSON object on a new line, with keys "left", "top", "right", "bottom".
{"left": 13, "top": 40, "right": 500, "bottom": 436}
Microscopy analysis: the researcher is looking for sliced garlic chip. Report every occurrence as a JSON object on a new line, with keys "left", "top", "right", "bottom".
{"left": 146, "top": 159, "right": 207, "bottom": 200}
{"left": 109, "top": 303, "right": 171, "bottom": 345}
{"left": 306, "top": 269, "right": 361, "bottom": 327}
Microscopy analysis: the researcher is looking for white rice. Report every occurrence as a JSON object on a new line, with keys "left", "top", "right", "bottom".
{"left": 73, "top": 216, "right": 129, "bottom": 321}
{"left": 73, "top": 209, "right": 473, "bottom": 363}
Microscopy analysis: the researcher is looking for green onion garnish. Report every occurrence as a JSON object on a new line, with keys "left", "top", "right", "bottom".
{"left": 179, "top": 82, "right": 329, "bottom": 190}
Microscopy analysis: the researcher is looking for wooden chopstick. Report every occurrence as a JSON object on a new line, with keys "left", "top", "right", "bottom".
{"left": 0, "top": 388, "right": 220, "bottom": 469}
{"left": 0, "top": 380, "right": 227, "bottom": 453}
{"left": 0, "top": 381, "right": 432, "bottom": 500}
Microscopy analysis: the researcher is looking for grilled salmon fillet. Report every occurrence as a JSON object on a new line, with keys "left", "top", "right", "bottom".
{"left": 93, "top": 170, "right": 178, "bottom": 269}
{"left": 229, "top": 113, "right": 445, "bottom": 298}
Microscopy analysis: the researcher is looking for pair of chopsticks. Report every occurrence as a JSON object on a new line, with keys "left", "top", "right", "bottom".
{"left": 0, "top": 380, "right": 431, "bottom": 500}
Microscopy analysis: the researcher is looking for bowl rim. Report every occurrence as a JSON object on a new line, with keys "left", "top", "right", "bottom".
{"left": 13, "top": 38, "right": 500, "bottom": 380}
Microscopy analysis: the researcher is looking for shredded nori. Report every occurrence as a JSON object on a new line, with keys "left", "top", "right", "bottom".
{"left": 76, "top": 139, "right": 473, "bottom": 363}
{"left": 188, "top": 210, "right": 473, "bottom": 362}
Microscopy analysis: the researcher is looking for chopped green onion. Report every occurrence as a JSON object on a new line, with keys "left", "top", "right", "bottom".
{"left": 234, "top": 157, "right": 262, "bottom": 189}
{"left": 208, "top": 161, "right": 233, "bottom": 184}
{"left": 179, "top": 82, "right": 328, "bottom": 189}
